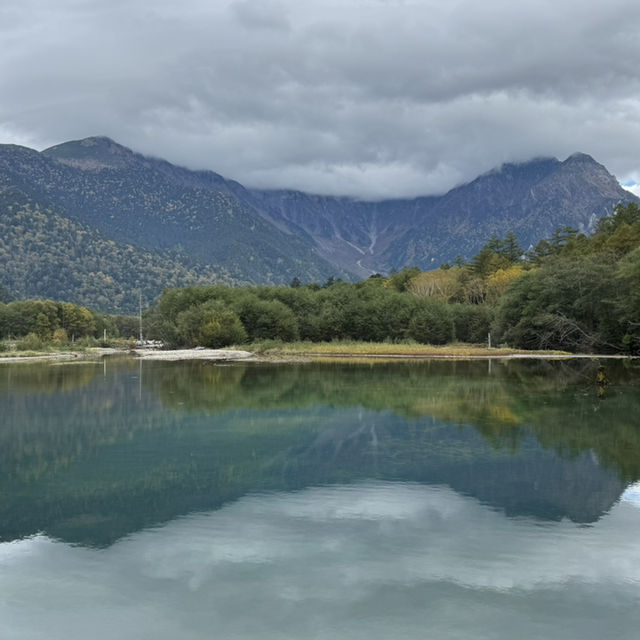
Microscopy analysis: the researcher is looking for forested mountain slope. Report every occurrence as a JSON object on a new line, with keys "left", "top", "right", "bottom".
{"left": 0, "top": 188, "right": 232, "bottom": 312}
{"left": 0, "top": 138, "right": 339, "bottom": 308}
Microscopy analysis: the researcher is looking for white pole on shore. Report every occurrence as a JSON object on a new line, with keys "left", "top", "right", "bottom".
{"left": 139, "top": 290, "right": 143, "bottom": 345}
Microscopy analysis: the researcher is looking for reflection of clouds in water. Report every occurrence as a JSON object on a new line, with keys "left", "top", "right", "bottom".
{"left": 621, "top": 482, "right": 640, "bottom": 507}
{"left": 2, "top": 482, "right": 640, "bottom": 640}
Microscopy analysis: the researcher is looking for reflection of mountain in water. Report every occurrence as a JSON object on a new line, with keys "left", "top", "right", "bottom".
{"left": 0, "top": 358, "right": 638, "bottom": 546}
{"left": 293, "top": 409, "right": 623, "bottom": 523}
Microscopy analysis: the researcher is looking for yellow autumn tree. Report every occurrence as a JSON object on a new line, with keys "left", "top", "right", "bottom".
{"left": 407, "top": 267, "right": 463, "bottom": 301}
{"left": 485, "top": 265, "right": 528, "bottom": 304}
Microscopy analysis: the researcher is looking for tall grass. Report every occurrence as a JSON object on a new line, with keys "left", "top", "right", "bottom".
{"left": 244, "top": 340, "right": 568, "bottom": 357}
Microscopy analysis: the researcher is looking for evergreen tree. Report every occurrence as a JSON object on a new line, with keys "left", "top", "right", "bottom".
{"left": 503, "top": 232, "right": 523, "bottom": 262}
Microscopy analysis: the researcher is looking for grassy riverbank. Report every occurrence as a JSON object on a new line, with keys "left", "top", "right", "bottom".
{"left": 0, "top": 338, "right": 135, "bottom": 362}
{"left": 3, "top": 340, "right": 627, "bottom": 364}
{"left": 244, "top": 340, "right": 571, "bottom": 358}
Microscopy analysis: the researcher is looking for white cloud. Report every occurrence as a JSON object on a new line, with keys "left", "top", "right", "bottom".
{"left": 621, "top": 182, "right": 640, "bottom": 198}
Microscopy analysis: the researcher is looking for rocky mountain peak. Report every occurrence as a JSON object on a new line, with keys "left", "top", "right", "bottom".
{"left": 42, "top": 136, "right": 138, "bottom": 170}
{"left": 563, "top": 151, "right": 597, "bottom": 164}
{"left": 549, "top": 151, "right": 625, "bottom": 200}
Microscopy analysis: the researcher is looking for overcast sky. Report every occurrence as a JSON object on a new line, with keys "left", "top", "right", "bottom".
{"left": 2, "top": 0, "right": 640, "bottom": 199}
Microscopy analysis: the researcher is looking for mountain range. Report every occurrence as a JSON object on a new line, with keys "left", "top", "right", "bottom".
{"left": 0, "top": 136, "right": 636, "bottom": 312}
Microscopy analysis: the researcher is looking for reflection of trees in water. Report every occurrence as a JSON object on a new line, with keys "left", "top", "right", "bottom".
{"left": 0, "top": 359, "right": 165, "bottom": 482}
{"left": 0, "top": 358, "right": 639, "bottom": 546}
{"left": 146, "top": 359, "right": 640, "bottom": 481}
{"left": 501, "top": 360, "right": 640, "bottom": 482}
{"left": 3, "top": 358, "right": 640, "bottom": 486}
{"left": 0, "top": 360, "right": 101, "bottom": 395}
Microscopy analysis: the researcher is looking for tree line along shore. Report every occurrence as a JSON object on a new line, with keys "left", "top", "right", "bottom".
{"left": 1, "top": 203, "right": 639, "bottom": 356}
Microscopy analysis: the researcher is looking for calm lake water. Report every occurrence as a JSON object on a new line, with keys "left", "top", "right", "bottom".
{"left": 1, "top": 357, "right": 640, "bottom": 639}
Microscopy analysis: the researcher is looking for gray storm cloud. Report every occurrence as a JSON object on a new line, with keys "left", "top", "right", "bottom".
{"left": 1, "top": 0, "right": 640, "bottom": 197}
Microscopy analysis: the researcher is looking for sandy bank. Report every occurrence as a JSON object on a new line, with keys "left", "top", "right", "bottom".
{"left": 0, "top": 348, "right": 129, "bottom": 364}
{"left": 132, "top": 348, "right": 256, "bottom": 361}
{"left": 0, "top": 352, "right": 88, "bottom": 363}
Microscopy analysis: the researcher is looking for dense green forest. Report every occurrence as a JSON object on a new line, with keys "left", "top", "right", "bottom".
{"left": 494, "top": 202, "right": 640, "bottom": 352}
{"left": 142, "top": 203, "right": 640, "bottom": 354}
{"left": 0, "top": 298, "right": 138, "bottom": 348}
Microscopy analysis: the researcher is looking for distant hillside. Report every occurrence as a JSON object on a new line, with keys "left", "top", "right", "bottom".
{"left": 0, "top": 136, "right": 636, "bottom": 311}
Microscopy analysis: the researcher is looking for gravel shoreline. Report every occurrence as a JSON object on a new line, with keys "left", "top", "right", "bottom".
{"left": 133, "top": 348, "right": 256, "bottom": 361}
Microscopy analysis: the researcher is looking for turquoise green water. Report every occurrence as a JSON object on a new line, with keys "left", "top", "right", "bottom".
{"left": 1, "top": 358, "right": 639, "bottom": 638}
